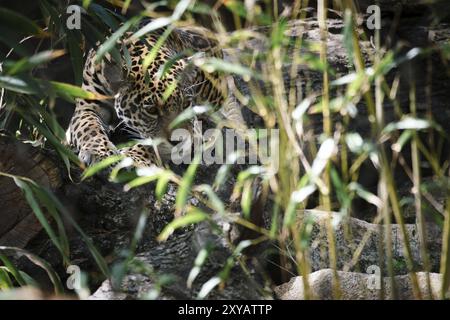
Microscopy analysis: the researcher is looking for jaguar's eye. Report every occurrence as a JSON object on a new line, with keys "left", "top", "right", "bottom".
{"left": 147, "top": 105, "right": 162, "bottom": 117}
{"left": 148, "top": 107, "right": 157, "bottom": 114}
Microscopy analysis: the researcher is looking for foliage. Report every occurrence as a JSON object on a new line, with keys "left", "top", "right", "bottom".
{"left": 0, "top": 0, "right": 449, "bottom": 300}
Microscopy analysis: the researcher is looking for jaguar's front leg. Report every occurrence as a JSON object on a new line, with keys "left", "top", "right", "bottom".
{"left": 68, "top": 102, "right": 118, "bottom": 165}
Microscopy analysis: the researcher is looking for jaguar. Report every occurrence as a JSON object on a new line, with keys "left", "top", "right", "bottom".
{"left": 67, "top": 23, "right": 246, "bottom": 167}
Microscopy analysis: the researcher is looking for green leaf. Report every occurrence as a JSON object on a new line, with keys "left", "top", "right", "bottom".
{"left": 0, "top": 268, "right": 14, "bottom": 289}
{"left": 187, "top": 247, "right": 211, "bottom": 288}
{"left": 0, "top": 254, "right": 26, "bottom": 286}
{"left": 132, "top": 0, "right": 192, "bottom": 40}
{"left": 0, "top": 75, "right": 109, "bottom": 101}
{"left": 4, "top": 50, "right": 66, "bottom": 75}
{"left": 241, "top": 180, "right": 253, "bottom": 219}
{"left": 169, "top": 105, "right": 210, "bottom": 130}
{"left": 124, "top": 166, "right": 164, "bottom": 191}
{"left": 172, "top": 0, "right": 192, "bottom": 20}
{"left": 157, "top": 208, "right": 208, "bottom": 242}
{"left": 31, "top": 185, "right": 70, "bottom": 262}
{"left": 175, "top": 153, "right": 201, "bottom": 214}
{"left": 13, "top": 179, "right": 63, "bottom": 248}
{"left": 82, "top": 154, "right": 125, "bottom": 180}
{"left": 0, "top": 247, "right": 64, "bottom": 295}
{"left": 284, "top": 183, "right": 317, "bottom": 227}
{"left": 197, "top": 276, "right": 221, "bottom": 299}
{"left": 129, "top": 210, "right": 150, "bottom": 253}
{"left": 223, "top": 0, "right": 248, "bottom": 19}
{"left": 90, "top": 4, "right": 120, "bottom": 31}
{"left": 15, "top": 107, "right": 81, "bottom": 166}
{"left": 311, "top": 138, "right": 336, "bottom": 178}
{"left": 343, "top": 9, "right": 355, "bottom": 66}
{"left": 0, "top": 32, "right": 30, "bottom": 56}
{"left": 18, "top": 271, "right": 39, "bottom": 288}
{"left": 213, "top": 164, "right": 231, "bottom": 189}
{"left": 82, "top": 0, "right": 93, "bottom": 9}
{"left": 12, "top": 178, "right": 69, "bottom": 263}
{"left": 156, "top": 171, "right": 173, "bottom": 201}
{"left": 43, "top": 188, "right": 110, "bottom": 278}
{"left": 0, "top": 76, "right": 37, "bottom": 94}
{"left": 391, "top": 130, "right": 413, "bottom": 153}
{"left": 67, "top": 31, "right": 84, "bottom": 86}
{"left": 50, "top": 81, "right": 110, "bottom": 101}
{"left": 96, "top": 15, "right": 142, "bottom": 63}
{"left": 197, "top": 57, "right": 257, "bottom": 80}
{"left": 132, "top": 17, "right": 172, "bottom": 40}
{"left": 196, "top": 185, "right": 225, "bottom": 215}
{"left": 383, "top": 117, "right": 434, "bottom": 133}
{"left": 0, "top": 8, "right": 47, "bottom": 37}
{"left": 349, "top": 182, "right": 383, "bottom": 209}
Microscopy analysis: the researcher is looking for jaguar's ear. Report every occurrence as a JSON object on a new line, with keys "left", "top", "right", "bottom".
{"left": 102, "top": 59, "right": 125, "bottom": 93}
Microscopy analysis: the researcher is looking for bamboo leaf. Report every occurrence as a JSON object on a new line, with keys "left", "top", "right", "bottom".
{"left": 156, "top": 171, "right": 173, "bottom": 201}
{"left": 0, "top": 8, "right": 47, "bottom": 37}
{"left": 187, "top": 247, "right": 210, "bottom": 288}
{"left": 197, "top": 276, "right": 221, "bottom": 299}
{"left": 158, "top": 208, "right": 208, "bottom": 242}
{"left": 12, "top": 178, "right": 68, "bottom": 261}
{"left": 82, "top": 154, "right": 125, "bottom": 180}
{"left": 66, "top": 31, "right": 84, "bottom": 86}
{"left": 196, "top": 185, "right": 225, "bottom": 215}
{"left": 96, "top": 16, "right": 142, "bottom": 63}
{"left": 0, "top": 247, "right": 64, "bottom": 295}
{"left": 241, "top": 180, "right": 253, "bottom": 219}
{"left": 175, "top": 153, "right": 201, "bottom": 215}
{"left": 0, "top": 76, "right": 37, "bottom": 94}
{"left": 4, "top": 50, "right": 66, "bottom": 75}
{"left": 50, "top": 81, "right": 110, "bottom": 101}
{"left": 0, "top": 75, "right": 109, "bottom": 101}
{"left": 124, "top": 166, "right": 164, "bottom": 191}
{"left": 0, "top": 254, "right": 26, "bottom": 286}
{"left": 0, "top": 268, "right": 14, "bottom": 289}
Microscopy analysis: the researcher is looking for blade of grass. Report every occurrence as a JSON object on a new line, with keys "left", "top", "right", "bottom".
{"left": 0, "top": 247, "right": 64, "bottom": 295}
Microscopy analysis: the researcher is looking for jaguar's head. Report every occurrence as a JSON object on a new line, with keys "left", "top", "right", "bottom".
{"left": 114, "top": 56, "right": 199, "bottom": 160}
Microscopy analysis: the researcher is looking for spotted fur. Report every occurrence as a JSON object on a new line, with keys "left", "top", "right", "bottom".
{"left": 68, "top": 25, "right": 231, "bottom": 167}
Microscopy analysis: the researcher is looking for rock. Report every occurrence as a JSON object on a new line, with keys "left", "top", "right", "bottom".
{"left": 89, "top": 280, "right": 128, "bottom": 300}
{"left": 275, "top": 269, "right": 445, "bottom": 300}
{"left": 302, "top": 211, "right": 442, "bottom": 275}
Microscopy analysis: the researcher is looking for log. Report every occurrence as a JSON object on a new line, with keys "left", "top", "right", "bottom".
{"left": 0, "top": 136, "right": 62, "bottom": 247}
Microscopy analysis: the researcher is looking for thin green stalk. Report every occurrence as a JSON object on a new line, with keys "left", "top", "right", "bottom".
{"left": 381, "top": 148, "right": 422, "bottom": 299}
{"left": 318, "top": 0, "right": 340, "bottom": 299}
{"left": 440, "top": 196, "right": 450, "bottom": 299}
{"left": 373, "top": 8, "right": 395, "bottom": 299}
{"left": 410, "top": 81, "right": 433, "bottom": 299}
{"left": 344, "top": 0, "right": 421, "bottom": 298}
